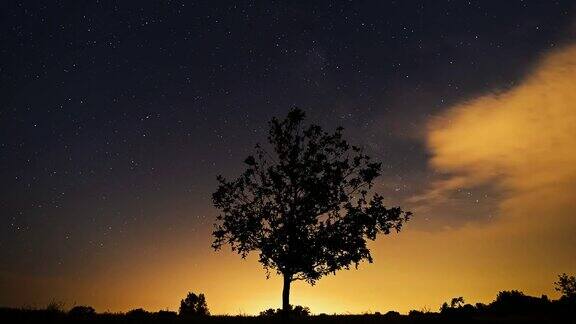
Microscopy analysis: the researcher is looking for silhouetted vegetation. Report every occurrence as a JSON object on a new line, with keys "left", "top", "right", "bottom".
{"left": 2, "top": 275, "right": 575, "bottom": 323}
{"left": 259, "top": 304, "right": 311, "bottom": 318}
{"left": 69, "top": 305, "right": 96, "bottom": 317}
{"left": 212, "top": 108, "right": 411, "bottom": 312}
{"left": 45, "top": 299, "right": 66, "bottom": 314}
{"left": 179, "top": 292, "right": 210, "bottom": 317}
{"left": 433, "top": 285, "right": 576, "bottom": 323}
{"left": 555, "top": 273, "right": 576, "bottom": 301}
{"left": 126, "top": 308, "right": 150, "bottom": 319}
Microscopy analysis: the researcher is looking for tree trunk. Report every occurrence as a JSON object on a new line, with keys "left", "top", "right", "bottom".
{"left": 282, "top": 273, "right": 291, "bottom": 313}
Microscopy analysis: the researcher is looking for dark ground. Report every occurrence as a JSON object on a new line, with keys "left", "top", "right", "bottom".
{"left": 2, "top": 292, "right": 575, "bottom": 324}
{"left": 1, "top": 309, "right": 575, "bottom": 324}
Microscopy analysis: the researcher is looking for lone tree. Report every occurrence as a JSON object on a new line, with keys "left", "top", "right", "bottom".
{"left": 179, "top": 292, "right": 210, "bottom": 317}
{"left": 212, "top": 108, "right": 411, "bottom": 312}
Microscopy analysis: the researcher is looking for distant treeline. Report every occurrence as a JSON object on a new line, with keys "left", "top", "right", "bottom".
{"left": 1, "top": 291, "right": 574, "bottom": 323}
{"left": 1, "top": 273, "right": 574, "bottom": 323}
{"left": 435, "top": 290, "right": 573, "bottom": 316}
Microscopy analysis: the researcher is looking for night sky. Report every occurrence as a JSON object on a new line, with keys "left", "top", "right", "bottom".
{"left": 1, "top": 1, "right": 576, "bottom": 315}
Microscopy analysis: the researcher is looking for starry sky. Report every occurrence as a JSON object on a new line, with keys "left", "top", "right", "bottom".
{"left": 1, "top": 0, "right": 576, "bottom": 315}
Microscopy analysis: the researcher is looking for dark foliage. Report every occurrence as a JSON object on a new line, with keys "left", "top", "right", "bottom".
{"left": 259, "top": 304, "right": 310, "bottom": 318}
{"left": 555, "top": 273, "right": 576, "bottom": 300}
{"left": 212, "top": 108, "right": 411, "bottom": 310}
{"left": 407, "top": 310, "right": 425, "bottom": 317}
{"left": 449, "top": 297, "right": 464, "bottom": 308}
{"left": 45, "top": 300, "right": 66, "bottom": 314}
{"left": 490, "top": 290, "right": 551, "bottom": 315}
{"left": 0, "top": 281, "right": 573, "bottom": 324}
{"left": 179, "top": 292, "right": 210, "bottom": 317}
{"left": 438, "top": 289, "right": 575, "bottom": 319}
{"left": 68, "top": 305, "right": 96, "bottom": 317}
{"left": 126, "top": 308, "right": 150, "bottom": 318}
{"left": 0, "top": 294, "right": 575, "bottom": 324}
{"left": 383, "top": 310, "right": 401, "bottom": 318}
{"left": 154, "top": 310, "right": 178, "bottom": 320}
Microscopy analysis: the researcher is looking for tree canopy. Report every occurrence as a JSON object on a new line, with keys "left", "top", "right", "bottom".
{"left": 555, "top": 273, "right": 576, "bottom": 300}
{"left": 212, "top": 108, "right": 411, "bottom": 310}
{"left": 179, "top": 292, "right": 210, "bottom": 317}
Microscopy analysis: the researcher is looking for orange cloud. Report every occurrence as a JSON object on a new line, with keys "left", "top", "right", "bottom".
{"left": 401, "top": 44, "right": 576, "bottom": 299}
{"left": 412, "top": 44, "right": 576, "bottom": 224}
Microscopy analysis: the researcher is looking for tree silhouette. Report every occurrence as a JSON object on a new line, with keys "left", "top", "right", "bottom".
{"left": 450, "top": 296, "right": 465, "bottom": 308}
{"left": 212, "top": 108, "right": 411, "bottom": 312}
{"left": 179, "top": 292, "right": 210, "bottom": 317}
{"left": 555, "top": 273, "right": 576, "bottom": 300}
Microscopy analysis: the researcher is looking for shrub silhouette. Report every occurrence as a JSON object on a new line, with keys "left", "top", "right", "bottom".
{"left": 490, "top": 290, "right": 551, "bottom": 315}
{"left": 475, "top": 302, "right": 489, "bottom": 312}
{"left": 68, "top": 305, "right": 95, "bottom": 317}
{"left": 45, "top": 300, "right": 65, "bottom": 314}
{"left": 440, "top": 296, "right": 475, "bottom": 316}
{"left": 126, "top": 308, "right": 149, "bottom": 318}
{"left": 259, "top": 308, "right": 276, "bottom": 317}
{"left": 450, "top": 296, "right": 465, "bottom": 308}
{"left": 154, "top": 310, "right": 178, "bottom": 320}
{"left": 408, "top": 309, "right": 424, "bottom": 316}
{"left": 383, "top": 310, "right": 400, "bottom": 318}
{"left": 212, "top": 108, "right": 411, "bottom": 312}
{"left": 259, "top": 304, "right": 310, "bottom": 317}
{"left": 1, "top": 285, "right": 575, "bottom": 323}
{"left": 179, "top": 292, "right": 210, "bottom": 317}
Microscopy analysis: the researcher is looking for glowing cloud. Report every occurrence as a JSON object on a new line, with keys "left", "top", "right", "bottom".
{"left": 388, "top": 44, "right": 576, "bottom": 312}
{"left": 413, "top": 44, "right": 576, "bottom": 226}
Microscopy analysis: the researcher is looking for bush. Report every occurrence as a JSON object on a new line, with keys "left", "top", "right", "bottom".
{"left": 383, "top": 310, "right": 401, "bottom": 318}
{"left": 408, "top": 309, "right": 424, "bottom": 316}
{"left": 154, "top": 310, "right": 178, "bottom": 319}
{"left": 68, "top": 305, "right": 96, "bottom": 317}
{"left": 45, "top": 300, "right": 65, "bottom": 314}
{"left": 126, "top": 308, "right": 150, "bottom": 318}
{"left": 490, "top": 290, "right": 550, "bottom": 315}
{"left": 259, "top": 304, "right": 310, "bottom": 317}
{"left": 179, "top": 292, "right": 210, "bottom": 317}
